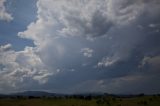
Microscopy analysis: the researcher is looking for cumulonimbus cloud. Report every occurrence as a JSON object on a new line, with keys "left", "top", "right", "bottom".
{"left": 0, "top": 0, "right": 160, "bottom": 93}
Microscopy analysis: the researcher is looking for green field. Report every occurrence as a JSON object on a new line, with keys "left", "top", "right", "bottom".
{"left": 0, "top": 95, "right": 160, "bottom": 106}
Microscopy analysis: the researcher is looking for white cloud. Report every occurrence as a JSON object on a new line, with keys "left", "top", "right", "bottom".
{"left": 0, "top": 44, "right": 53, "bottom": 90}
{"left": 18, "top": 0, "right": 148, "bottom": 42}
{"left": 98, "top": 56, "right": 119, "bottom": 67}
{"left": 81, "top": 48, "right": 93, "bottom": 58}
{"left": 0, "top": 0, "right": 13, "bottom": 22}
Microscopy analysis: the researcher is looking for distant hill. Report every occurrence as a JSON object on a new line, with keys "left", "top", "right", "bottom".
{"left": 10, "top": 91, "right": 56, "bottom": 97}
{"left": 0, "top": 91, "right": 110, "bottom": 98}
{"left": 0, "top": 91, "right": 149, "bottom": 98}
{"left": 0, "top": 94, "right": 8, "bottom": 98}
{"left": 1, "top": 91, "right": 69, "bottom": 98}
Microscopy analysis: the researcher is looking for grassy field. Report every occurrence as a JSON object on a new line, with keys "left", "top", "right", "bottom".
{"left": 0, "top": 95, "right": 160, "bottom": 106}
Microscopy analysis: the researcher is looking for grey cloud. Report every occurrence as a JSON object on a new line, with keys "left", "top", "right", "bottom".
{"left": 88, "top": 11, "right": 113, "bottom": 37}
{"left": 81, "top": 48, "right": 93, "bottom": 58}
{"left": 1, "top": 0, "right": 160, "bottom": 93}
{"left": 0, "top": 0, "right": 13, "bottom": 22}
{"left": 62, "top": 9, "right": 114, "bottom": 38}
{"left": 0, "top": 43, "right": 12, "bottom": 52}
{"left": 140, "top": 55, "right": 160, "bottom": 72}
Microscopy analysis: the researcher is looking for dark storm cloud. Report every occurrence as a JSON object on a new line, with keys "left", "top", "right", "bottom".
{"left": 84, "top": 10, "right": 113, "bottom": 38}
{"left": 60, "top": 8, "right": 114, "bottom": 39}
{"left": 24, "top": 0, "right": 160, "bottom": 93}
{"left": 1, "top": 0, "right": 160, "bottom": 94}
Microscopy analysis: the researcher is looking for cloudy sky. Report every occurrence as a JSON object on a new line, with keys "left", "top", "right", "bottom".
{"left": 0, "top": 0, "right": 160, "bottom": 94}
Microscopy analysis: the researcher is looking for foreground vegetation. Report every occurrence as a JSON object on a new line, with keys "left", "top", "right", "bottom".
{"left": 0, "top": 95, "right": 160, "bottom": 106}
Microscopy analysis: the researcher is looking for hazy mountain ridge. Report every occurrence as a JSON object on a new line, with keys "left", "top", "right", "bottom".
{"left": 0, "top": 91, "right": 151, "bottom": 98}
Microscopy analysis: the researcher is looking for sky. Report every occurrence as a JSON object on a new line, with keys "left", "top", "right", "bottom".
{"left": 0, "top": 0, "right": 160, "bottom": 94}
